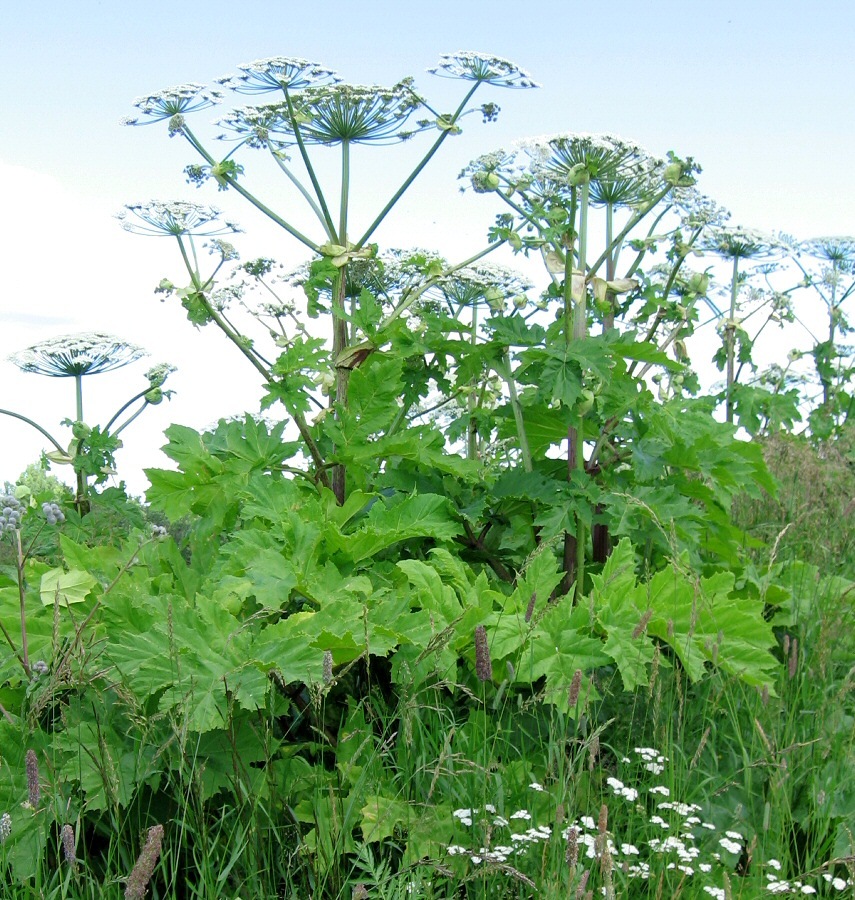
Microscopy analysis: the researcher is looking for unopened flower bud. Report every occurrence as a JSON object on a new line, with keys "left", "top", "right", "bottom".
{"left": 577, "top": 389, "right": 595, "bottom": 416}
{"left": 567, "top": 163, "right": 590, "bottom": 186}
{"left": 688, "top": 272, "right": 710, "bottom": 294}
{"left": 664, "top": 161, "right": 684, "bottom": 185}
{"left": 71, "top": 421, "right": 91, "bottom": 440}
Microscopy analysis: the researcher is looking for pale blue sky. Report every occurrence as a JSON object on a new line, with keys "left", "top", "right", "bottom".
{"left": 1, "top": 0, "right": 852, "bottom": 492}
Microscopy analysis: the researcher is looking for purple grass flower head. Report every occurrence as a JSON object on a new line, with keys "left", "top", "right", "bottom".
{"left": 125, "top": 823, "right": 164, "bottom": 900}
{"left": 25, "top": 749, "right": 40, "bottom": 808}
{"left": 429, "top": 52, "right": 539, "bottom": 89}
{"left": 9, "top": 333, "right": 147, "bottom": 378}
{"left": 216, "top": 57, "right": 339, "bottom": 94}
{"left": 61, "top": 823, "right": 77, "bottom": 867}
{"left": 474, "top": 624, "right": 493, "bottom": 682}
{"left": 123, "top": 83, "right": 223, "bottom": 125}
{"left": 118, "top": 201, "right": 242, "bottom": 237}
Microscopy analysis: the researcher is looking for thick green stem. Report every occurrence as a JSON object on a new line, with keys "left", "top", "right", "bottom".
{"left": 270, "top": 151, "right": 335, "bottom": 240}
{"left": 329, "top": 142, "right": 352, "bottom": 504}
{"left": 16, "top": 530, "right": 30, "bottom": 676}
{"left": 104, "top": 388, "right": 150, "bottom": 433}
{"left": 356, "top": 81, "right": 481, "bottom": 247}
{"left": 603, "top": 204, "right": 616, "bottom": 330}
{"left": 495, "top": 350, "right": 532, "bottom": 473}
{"left": 175, "top": 237, "right": 331, "bottom": 490}
{"left": 563, "top": 188, "right": 578, "bottom": 342}
{"left": 572, "top": 181, "right": 590, "bottom": 599}
{"left": 74, "top": 374, "right": 84, "bottom": 422}
{"left": 112, "top": 401, "right": 149, "bottom": 438}
{"left": 282, "top": 90, "right": 337, "bottom": 237}
{"left": 588, "top": 185, "right": 673, "bottom": 277}
{"left": 468, "top": 301, "right": 479, "bottom": 460}
{"left": 726, "top": 255, "right": 740, "bottom": 424}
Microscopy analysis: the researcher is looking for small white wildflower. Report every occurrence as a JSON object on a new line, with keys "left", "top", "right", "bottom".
{"left": 529, "top": 782, "right": 544, "bottom": 792}
{"left": 724, "top": 830, "right": 743, "bottom": 841}
{"left": 699, "top": 863, "right": 712, "bottom": 873}
{"left": 484, "top": 803, "right": 497, "bottom": 813}
{"left": 650, "top": 815, "right": 670, "bottom": 829}
{"left": 493, "top": 815, "right": 508, "bottom": 827}
{"left": 510, "top": 810, "right": 531, "bottom": 820}
{"left": 718, "top": 838, "right": 742, "bottom": 854}
{"left": 0, "top": 812, "right": 10, "bottom": 842}
{"left": 579, "top": 815, "right": 596, "bottom": 829}
{"left": 832, "top": 877, "right": 848, "bottom": 890}
{"left": 767, "top": 883, "right": 791, "bottom": 895}
{"left": 800, "top": 886, "right": 817, "bottom": 895}
{"left": 649, "top": 785, "right": 670, "bottom": 796}
{"left": 703, "top": 888, "right": 725, "bottom": 900}
{"left": 621, "top": 843, "right": 640, "bottom": 855}
{"left": 768, "top": 859, "right": 782, "bottom": 870}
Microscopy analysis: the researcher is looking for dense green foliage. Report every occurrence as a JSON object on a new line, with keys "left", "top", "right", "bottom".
{"left": 1, "top": 52, "right": 852, "bottom": 898}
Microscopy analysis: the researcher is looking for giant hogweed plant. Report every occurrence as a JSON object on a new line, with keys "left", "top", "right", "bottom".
{"left": 793, "top": 236, "right": 855, "bottom": 437}
{"left": 2, "top": 333, "right": 174, "bottom": 514}
{"left": 115, "top": 56, "right": 783, "bottom": 708}
{"left": 0, "top": 53, "right": 821, "bottom": 890}
{"left": 458, "top": 135, "right": 778, "bottom": 591}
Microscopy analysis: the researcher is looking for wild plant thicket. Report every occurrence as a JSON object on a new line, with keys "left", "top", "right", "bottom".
{"left": 1, "top": 53, "right": 853, "bottom": 899}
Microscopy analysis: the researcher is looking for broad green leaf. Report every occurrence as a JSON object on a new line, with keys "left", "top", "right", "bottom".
{"left": 40, "top": 568, "right": 97, "bottom": 606}
{"left": 330, "top": 493, "right": 460, "bottom": 563}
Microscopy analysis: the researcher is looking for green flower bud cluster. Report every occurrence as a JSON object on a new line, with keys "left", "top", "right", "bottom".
{"left": 42, "top": 502, "right": 66, "bottom": 526}
{"left": 0, "top": 494, "right": 24, "bottom": 533}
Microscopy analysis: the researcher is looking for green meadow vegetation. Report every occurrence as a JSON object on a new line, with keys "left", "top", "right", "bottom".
{"left": 1, "top": 53, "right": 852, "bottom": 898}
